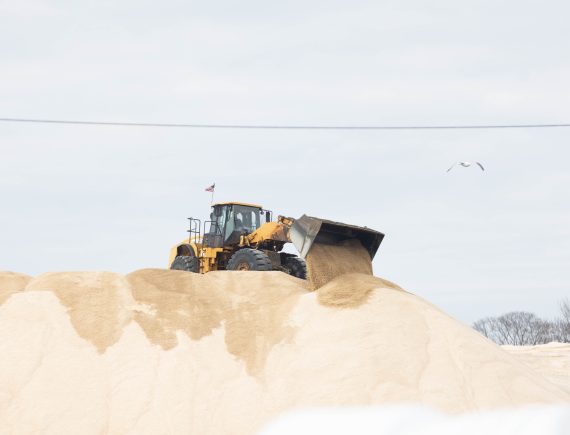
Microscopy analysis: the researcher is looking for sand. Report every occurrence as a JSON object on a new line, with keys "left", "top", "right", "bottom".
{"left": 0, "top": 271, "right": 31, "bottom": 305}
{"left": 1, "top": 269, "right": 569, "bottom": 435}
{"left": 306, "top": 239, "right": 373, "bottom": 289}
{"left": 128, "top": 269, "right": 304, "bottom": 374}
{"left": 503, "top": 343, "right": 570, "bottom": 395}
{"left": 25, "top": 272, "right": 133, "bottom": 352}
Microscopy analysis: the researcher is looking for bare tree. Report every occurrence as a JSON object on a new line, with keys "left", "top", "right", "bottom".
{"left": 473, "top": 299, "right": 570, "bottom": 345}
{"left": 560, "top": 298, "right": 570, "bottom": 323}
{"left": 473, "top": 311, "right": 553, "bottom": 345}
{"left": 473, "top": 317, "right": 494, "bottom": 339}
{"left": 554, "top": 298, "right": 570, "bottom": 342}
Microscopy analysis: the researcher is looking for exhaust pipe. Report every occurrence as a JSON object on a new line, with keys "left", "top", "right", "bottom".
{"left": 289, "top": 215, "right": 384, "bottom": 260}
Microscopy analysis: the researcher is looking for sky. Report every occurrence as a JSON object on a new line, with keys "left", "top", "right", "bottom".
{"left": 1, "top": 0, "right": 569, "bottom": 323}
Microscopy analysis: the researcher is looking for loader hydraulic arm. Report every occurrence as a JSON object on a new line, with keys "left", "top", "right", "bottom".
{"left": 277, "top": 216, "right": 295, "bottom": 227}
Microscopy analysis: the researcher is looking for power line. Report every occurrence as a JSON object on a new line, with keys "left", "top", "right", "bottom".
{"left": 1, "top": 117, "right": 570, "bottom": 130}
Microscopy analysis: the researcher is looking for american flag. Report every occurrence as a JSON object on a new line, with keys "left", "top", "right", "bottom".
{"left": 205, "top": 183, "right": 215, "bottom": 192}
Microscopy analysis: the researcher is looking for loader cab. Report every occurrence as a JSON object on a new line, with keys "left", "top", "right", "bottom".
{"left": 204, "top": 202, "right": 266, "bottom": 247}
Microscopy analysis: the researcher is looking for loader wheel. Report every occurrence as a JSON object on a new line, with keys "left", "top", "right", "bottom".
{"left": 227, "top": 249, "right": 272, "bottom": 271}
{"left": 284, "top": 256, "right": 307, "bottom": 279}
{"left": 170, "top": 255, "right": 199, "bottom": 273}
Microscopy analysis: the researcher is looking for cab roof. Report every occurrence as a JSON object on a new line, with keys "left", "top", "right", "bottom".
{"left": 212, "top": 201, "right": 263, "bottom": 209}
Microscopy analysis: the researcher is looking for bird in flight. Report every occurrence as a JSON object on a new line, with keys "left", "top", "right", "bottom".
{"left": 447, "top": 161, "right": 485, "bottom": 172}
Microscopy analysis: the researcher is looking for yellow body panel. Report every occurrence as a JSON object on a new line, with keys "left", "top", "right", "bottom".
{"left": 169, "top": 239, "right": 226, "bottom": 273}
{"left": 198, "top": 247, "right": 225, "bottom": 273}
{"left": 245, "top": 221, "right": 289, "bottom": 245}
{"left": 168, "top": 240, "right": 199, "bottom": 267}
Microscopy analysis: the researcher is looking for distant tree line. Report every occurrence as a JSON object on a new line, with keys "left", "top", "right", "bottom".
{"left": 472, "top": 299, "right": 570, "bottom": 345}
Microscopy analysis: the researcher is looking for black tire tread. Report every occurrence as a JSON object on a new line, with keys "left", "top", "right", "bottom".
{"left": 170, "top": 255, "right": 199, "bottom": 273}
{"left": 227, "top": 248, "right": 273, "bottom": 271}
{"left": 284, "top": 256, "right": 307, "bottom": 279}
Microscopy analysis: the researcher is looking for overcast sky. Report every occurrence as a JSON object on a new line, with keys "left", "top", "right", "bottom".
{"left": 1, "top": 0, "right": 569, "bottom": 323}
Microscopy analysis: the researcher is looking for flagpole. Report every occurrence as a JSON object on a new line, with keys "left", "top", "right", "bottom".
{"left": 206, "top": 182, "right": 216, "bottom": 205}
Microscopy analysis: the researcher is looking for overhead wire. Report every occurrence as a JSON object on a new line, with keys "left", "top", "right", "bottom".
{"left": 1, "top": 117, "right": 570, "bottom": 130}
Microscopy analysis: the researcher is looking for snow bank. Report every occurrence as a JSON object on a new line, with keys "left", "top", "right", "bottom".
{"left": 260, "top": 405, "right": 570, "bottom": 435}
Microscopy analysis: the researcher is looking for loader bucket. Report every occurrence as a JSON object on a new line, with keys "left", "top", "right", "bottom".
{"left": 289, "top": 215, "right": 385, "bottom": 260}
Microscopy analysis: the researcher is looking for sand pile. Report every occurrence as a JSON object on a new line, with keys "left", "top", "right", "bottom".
{"left": 503, "top": 343, "right": 570, "bottom": 395}
{"left": 1, "top": 269, "right": 569, "bottom": 434}
{"left": 0, "top": 271, "right": 31, "bottom": 305}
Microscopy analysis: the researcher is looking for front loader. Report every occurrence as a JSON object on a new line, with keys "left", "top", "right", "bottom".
{"left": 168, "top": 201, "right": 384, "bottom": 279}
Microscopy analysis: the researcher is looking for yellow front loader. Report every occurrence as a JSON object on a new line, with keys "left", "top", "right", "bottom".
{"left": 168, "top": 201, "right": 384, "bottom": 279}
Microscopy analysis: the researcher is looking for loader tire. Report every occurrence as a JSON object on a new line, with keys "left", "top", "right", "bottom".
{"left": 170, "top": 255, "right": 199, "bottom": 273}
{"left": 227, "top": 249, "right": 272, "bottom": 271}
{"left": 284, "top": 256, "right": 307, "bottom": 279}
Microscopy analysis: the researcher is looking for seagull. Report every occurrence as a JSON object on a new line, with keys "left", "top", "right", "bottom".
{"left": 447, "top": 161, "right": 485, "bottom": 172}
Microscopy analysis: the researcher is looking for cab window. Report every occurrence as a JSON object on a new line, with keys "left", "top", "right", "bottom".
{"left": 222, "top": 205, "right": 261, "bottom": 242}
{"left": 208, "top": 206, "right": 227, "bottom": 236}
{"left": 232, "top": 205, "right": 261, "bottom": 233}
